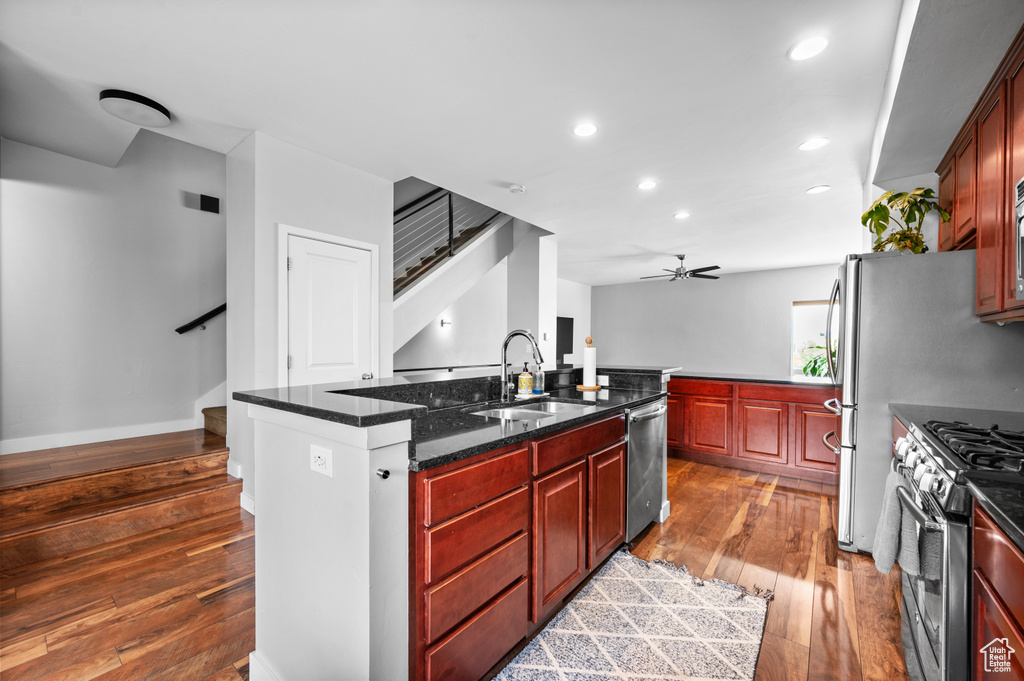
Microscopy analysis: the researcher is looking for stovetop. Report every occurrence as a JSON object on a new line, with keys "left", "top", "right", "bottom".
{"left": 924, "top": 420, "right": 1024, "bottom": 475}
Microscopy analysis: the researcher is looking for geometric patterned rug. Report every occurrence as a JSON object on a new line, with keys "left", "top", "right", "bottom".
{"left": 494, "top": 550, "right": 773, "bottom": 681}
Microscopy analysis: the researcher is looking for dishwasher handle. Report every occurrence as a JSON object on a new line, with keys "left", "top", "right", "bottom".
{"left": 630, "top": 405, "right": 667, "bottom": 423}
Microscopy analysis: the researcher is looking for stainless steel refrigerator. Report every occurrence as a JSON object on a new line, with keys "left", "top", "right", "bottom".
{"left": 825, "top": 249, "right": 1024, "bottom": 553}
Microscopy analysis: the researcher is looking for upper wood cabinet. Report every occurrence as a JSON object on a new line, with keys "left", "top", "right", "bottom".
{"left": 938, "top": 158, "right": 956, "bottom": 252}
{"left": 936, "top": 25, "right": 1024, "bottom": 322}
{"left": 955, "top": 127, "right": 978, "bottom": 247}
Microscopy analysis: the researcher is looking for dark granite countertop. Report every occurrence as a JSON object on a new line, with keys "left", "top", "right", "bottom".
{"left": 669, "top": 371, "right": 834, "bottom": 386}
{"left": 890, "top": 403, "right": 1024, "bottom": 552}
{"left": 235, "top": 368, "right": 665, "bottom": 471}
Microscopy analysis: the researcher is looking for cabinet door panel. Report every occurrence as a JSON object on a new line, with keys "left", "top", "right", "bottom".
{"left": 956, "top": 128, "right": 977, "bottom": 245}
{"left": 977, "top": 84, "right": 1006, "bottom": 315}
{"left": 683, "top": 396, "right": 732, "bottom": 456}
{"left": 667, "top": 394, "right": 682, "bottom": 449}
{"left": 737, "top": 400, "right": 787, "bottom": 464}
{"left": 1007, "top": 52, "right": 1024, "bottom": 311}
{"left": 974, "top": 505, "right": 1024, "bottom": 628}
{"left": 533, "top": 460, "right": 587, "bottom": 621}
{"left": 588, "top": 443, "right": 625, "bottom": 569}
{"left": 795, "top": 404, "right": 839, "bottom": 470}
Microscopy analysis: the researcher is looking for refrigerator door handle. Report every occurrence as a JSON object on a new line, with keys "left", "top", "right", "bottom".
{"left": 823, "top": 397, "right": 841, "bottom": 415}
{"left": 822, "top": 430, "right": 842, "bottom": 455}
{"left": 825, "top": 278, "right": 840, "bottom": 385}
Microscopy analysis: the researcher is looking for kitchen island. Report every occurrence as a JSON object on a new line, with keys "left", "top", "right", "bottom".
{"left": 233, "top": 366, "right": 668, "bottom": 681}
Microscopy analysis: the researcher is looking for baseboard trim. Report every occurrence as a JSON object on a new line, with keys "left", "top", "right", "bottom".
{"left": 0, "top": 418, "right": 197, "bottom": 455}
{"left": 247, "top": 650, "right": 280, "bottom": 681}
{"left": 240, "top": 491, "right": 256, "bottom": 516}
{"left": 227, "top": 459, "right": 243, "bottom": 479}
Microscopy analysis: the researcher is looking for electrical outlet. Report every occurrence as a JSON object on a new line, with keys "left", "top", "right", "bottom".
{"left": 597, "top": 374, "right": 609, "bottom": 387}
{"left": 310, "top": 444, "right": 333, "bottom": 477}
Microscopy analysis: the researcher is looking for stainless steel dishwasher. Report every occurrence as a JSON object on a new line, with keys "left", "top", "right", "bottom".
{"left": 625, "top": 397, "right": 668, "bottom": 542}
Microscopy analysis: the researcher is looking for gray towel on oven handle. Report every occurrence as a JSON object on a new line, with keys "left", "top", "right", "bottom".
{"left": 872, "top": 470, "right": 921, "bottom": 576}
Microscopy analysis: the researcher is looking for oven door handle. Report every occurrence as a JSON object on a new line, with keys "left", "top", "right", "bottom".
{"left": 896, "top": 486, "right": 942, "bottom": 532}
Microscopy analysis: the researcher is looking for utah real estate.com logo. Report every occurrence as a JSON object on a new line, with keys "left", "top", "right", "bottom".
{"left": 981, "top": 637, "right": 1015, "bottom": 673}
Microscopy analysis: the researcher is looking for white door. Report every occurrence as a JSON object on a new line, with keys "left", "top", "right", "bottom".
{"left": 287, "top": 234, "right": 374, "bottom": 386}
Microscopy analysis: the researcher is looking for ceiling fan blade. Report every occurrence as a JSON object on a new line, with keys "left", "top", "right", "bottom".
{"left": 687, "top": 265, "right": 720, "bottom": 275}
{"left": 686, "top": 273, "right": 720, "bottom": 280}
{"left": 640, "top": 274, "right": 675, "bottom": 279}
{"left": 663, "top": 269, "right": 677, "bottom": 273}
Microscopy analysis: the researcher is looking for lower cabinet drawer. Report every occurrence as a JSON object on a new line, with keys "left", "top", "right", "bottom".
{"left": 974, "top": 504, "right": 1024, "bottom": 629}
{"left": 533, "top": 414, "right": 625, "bottom": 476}
{"left": 424, "top": 533, "right": 528, "bottom": 645}
{"left": 424, "top": 486, "right": 529, "bottom": 584}
{"left": 425, "top": 578, "right": 529, "bottom": 681}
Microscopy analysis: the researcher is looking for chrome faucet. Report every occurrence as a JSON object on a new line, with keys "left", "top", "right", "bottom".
{"left": 501, "top": 329, "right": 545, "bottom": 401}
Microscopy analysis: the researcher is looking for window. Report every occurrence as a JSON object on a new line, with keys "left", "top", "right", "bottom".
{"left": 791, "top": 301, "right": 836, "bottom": 379}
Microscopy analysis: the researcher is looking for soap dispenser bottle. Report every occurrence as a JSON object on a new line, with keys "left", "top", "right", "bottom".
{"left": 517, "top": 362, "right": 533, "bottom": 396}
{"left": 532, "top": 364, "right": 545, "bottom": 394}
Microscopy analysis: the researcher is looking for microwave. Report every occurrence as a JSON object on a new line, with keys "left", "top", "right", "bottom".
{"left": 1018, "top": 177, "right": 1024, "bottom": 301}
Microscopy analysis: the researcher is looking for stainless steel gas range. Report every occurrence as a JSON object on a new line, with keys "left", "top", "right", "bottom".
{"left": 891, "top": 406, "right": 1024, "bottom": 681}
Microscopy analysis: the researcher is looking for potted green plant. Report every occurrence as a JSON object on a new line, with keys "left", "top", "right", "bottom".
{"left": 798, "top": 341, "right": 837, "bottom": 378}
{"left": 861, "top": 187, "right": 950, "bottom": 254}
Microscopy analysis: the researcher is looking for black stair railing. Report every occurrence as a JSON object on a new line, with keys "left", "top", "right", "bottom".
{"left": 175, "top": 303, "right": 226, "bottom": 334}
{"left": 393, "top": 189, "right": 504, "bottom": 295}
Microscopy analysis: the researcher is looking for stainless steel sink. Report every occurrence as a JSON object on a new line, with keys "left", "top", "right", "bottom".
{"left": 469, "top": 407, "right": 558, "bottom": 421}
{"left": 514, "top": 401, "right": 590, "bottom": 414}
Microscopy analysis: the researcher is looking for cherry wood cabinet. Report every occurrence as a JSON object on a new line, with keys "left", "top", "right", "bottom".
{"left": 938, "top": 158, "right": 956, "bottom": 252}
{"left": 973, "top": 504, "right": 1024, "bottom": 679}
{"left": 666, "top": 394, "right": 682, "bottom": 448}
{"left": 936, "top": 25, "right": 1024, "bottom": 323}
{"left": 588, "top": 442, "right": 625, "bottom": 570}
{"left": 977, "top": 84, "right": 1007, "bottom": 316}
{"left": 668, "top": 378, "right": 838, "bottom": 483}
{"left": 956, "top": 128, "right": 979, "bottom": 247}
{"left": 410, "top": 413, "right": 628, "bottom": 680}
{"left": 533, "top": 459, "right": 587, "bottom": 622}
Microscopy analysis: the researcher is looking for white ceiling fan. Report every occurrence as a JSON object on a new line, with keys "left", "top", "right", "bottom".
{"left": 640, "top": 254, "right": 720, "bottom": 282}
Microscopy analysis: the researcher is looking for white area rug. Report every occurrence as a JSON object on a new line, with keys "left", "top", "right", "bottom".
{"left": 495, "top": 550, "right": 772, "bottom": 681}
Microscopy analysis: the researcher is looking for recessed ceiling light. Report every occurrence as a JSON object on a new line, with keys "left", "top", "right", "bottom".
{"left": 572, "top": 122, "right": 598, "bottom": 137}
{"left": 799, "top": 137, "right": 830, "bottom": 151}
{"left": 638, "top": 179, "right": 657, "bottom": 190}
{"left": 806, "top": 185, "right": 831, "bottom": 194}
{"left": 788, "top": 37, "right": 828, "bottom": 61}
{"left": 98, "top": 89, "right": 171, "bottom": 127}
{"left": 674, "top": 211, "right": 690, "bottom": 220}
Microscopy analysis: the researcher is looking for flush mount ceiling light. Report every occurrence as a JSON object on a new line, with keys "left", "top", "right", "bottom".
{"left": 638, "top": 179, "right": 658, "bottom": 191}
{"left": 572, "top": 122, "right": 598, "bottom": 137}
{"left": 799, "top": 136, "right": 830, "bottom": 151}
{"left": 99, "top": 89, "right": 171, "bottom": 127}
{"left": 788, "top": 36, "right": 828, "bottom": 61}
{"left": 674, "top": 211, "right": 691, "bottom": 220}
{"left": 806, "top": 185, "right": 832, "bottom": 194}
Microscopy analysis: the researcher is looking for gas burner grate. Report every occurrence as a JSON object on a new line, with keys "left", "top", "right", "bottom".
{"left": 925, "top": 420, "right": 1024, "bottom": 473}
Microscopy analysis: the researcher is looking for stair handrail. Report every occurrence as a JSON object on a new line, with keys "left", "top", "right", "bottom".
{"left": 394, "top": 187, "right": 449, "bottom": 221}
{"left": 176, "top": 303, "right": 226, "bottom": 334}
{"left": 393, "top": 362, "right": 506, "bottom": 374}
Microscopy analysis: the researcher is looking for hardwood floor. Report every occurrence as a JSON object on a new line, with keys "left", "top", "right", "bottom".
{"left": 0, "top": 504, "right": 254, "bottom": 679}
{"left": 631, "top": 458, "right": 908, "bottom": 681}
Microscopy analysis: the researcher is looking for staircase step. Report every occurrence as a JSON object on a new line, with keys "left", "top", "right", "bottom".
{"left": 0, "top": 474, "right": 242, "bottom": 572}
{"left": 202, "top": 406, "right": 227, "bottom": 436}
{"left": 0, "top": 429, "right": 239, "bottom": 573}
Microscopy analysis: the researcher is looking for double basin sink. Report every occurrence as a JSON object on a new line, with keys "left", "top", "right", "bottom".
{"left": 469, "top": 400, "right": 591, "bottom": 421}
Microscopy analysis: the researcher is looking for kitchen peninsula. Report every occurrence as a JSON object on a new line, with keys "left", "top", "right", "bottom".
{"left": 232, "top": 365, "right": 673, "bottom": 681}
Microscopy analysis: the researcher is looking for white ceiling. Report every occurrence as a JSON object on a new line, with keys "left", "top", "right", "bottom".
{"left": 0, "top": 1, "right": 1020, "bottom": 286}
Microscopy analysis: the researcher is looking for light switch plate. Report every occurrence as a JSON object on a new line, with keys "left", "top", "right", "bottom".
{"left": 597, "top": 374, "right": 609, "bottom": 387}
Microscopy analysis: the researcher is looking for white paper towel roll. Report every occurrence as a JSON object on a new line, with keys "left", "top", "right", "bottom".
{"left": 583, "top": 347, "right": 597, "bottom": 387}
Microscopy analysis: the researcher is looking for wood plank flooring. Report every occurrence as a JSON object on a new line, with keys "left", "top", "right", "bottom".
{"left": 631, "top": 459, "right": 908, "bottom": 681}
{"left": 0, "top": 507, "right": 254, "bottom": 681}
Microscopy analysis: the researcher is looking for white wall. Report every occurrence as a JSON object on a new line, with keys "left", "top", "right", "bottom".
{"left": 227, "top": 132, "right": 393, "bottom": 505}
{"left": 506, "top": 222, "right": 558, "bottom": 368}
{"left": 1, "top": 132, "right": 227, "bottom": 453}
{"left": 557, "top": 278, "right": 592, "bottom": 362}
{"left": 394, "top": 259, "right": 508, "bottom": 370}
{"left": 591, "top": 264, "right": 838, "bottom": 376}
